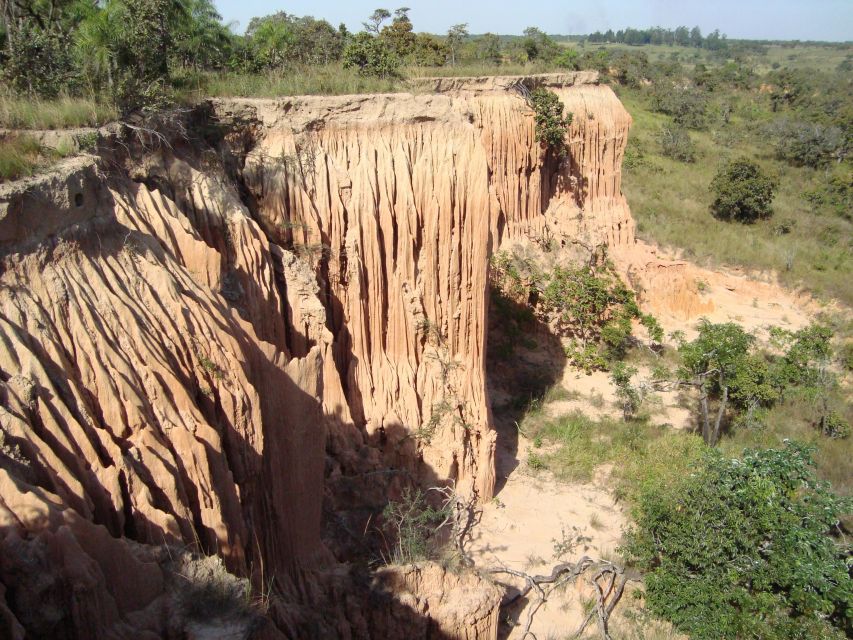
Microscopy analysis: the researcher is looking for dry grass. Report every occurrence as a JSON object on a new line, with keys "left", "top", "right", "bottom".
{"left": 194, "top": 66, "right": 401, "bottom": 98}
{"left": 0, "top": 94, "right": 116, "bottom": 129}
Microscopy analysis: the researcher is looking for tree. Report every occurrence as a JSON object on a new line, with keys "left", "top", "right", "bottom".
{"left": 290, "top": 16, "right": 344, "bottom": 65}
{"left": 611, "top": 362, "right": 641, "bottom": 420}
{"left": 520, "top": 26, "right": 559, "bottom": 62}
{"left": 677, "top": 320, "right": 755, "bottom": 445}
{"left": 246, "top": 12, "right": 294, "bottom": 68}
{"left": 363, "top": 8, "right": 390, "bottom": 34}
{"left": 380, "top": 7, "right": 415, "bottom": 58}
{"left": 1, "top": 0, "right": 82, "bottom": 97}
{"left": 529, "top": 88, "right": 572, "bottom": 156}
{"left": 689, "top": 25, "right": 703, "bottom": 47}
{"left": 342, "top": 31, "right": 399, "bottom": 78}
{"left": 539, "top": 260, "right": 654, "bottom": 371}
{"left": 622, "top": 442, "right": 852, "bottom": 640}
{"left": 474, "top": 32, "right": 502, "bottom": 65}
{"left": 446, "top": 23, "right": 468, "bottom": 66}
{"left": 411, "top": 33, "right": 448, "bottom": 66}
{"left": 113, "top": 0, "right": 175, "bottom": 113}
{"left": 710, "top": 158, "right": 777, "bottom": 223}
{"left": 173, "top": 0, "right": 234, "bottom": 70}
{"left": 770, "top": 119, "right": 848, "bottom": 168}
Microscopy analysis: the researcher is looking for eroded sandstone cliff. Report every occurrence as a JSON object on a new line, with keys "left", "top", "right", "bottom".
{"left": 211, "top": 72, "right": 632, "bottom": 502}
{"left": 0, "top": 72, "right": 632, "bottom": 638}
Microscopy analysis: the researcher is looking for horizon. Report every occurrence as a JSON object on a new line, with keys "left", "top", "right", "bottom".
{"left": 212, "top": 0, "right": 853, "bottom": 43}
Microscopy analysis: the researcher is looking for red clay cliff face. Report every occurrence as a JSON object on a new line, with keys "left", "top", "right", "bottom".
{"left": 213, "top": 72, "right": 633, "bottom": 501}
{"left": 0, "top": 73, "right": 632, "bottom": 638}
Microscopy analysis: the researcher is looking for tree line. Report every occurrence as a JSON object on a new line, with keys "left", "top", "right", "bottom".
{"left": 585, "top": 25, "right": 728, "bottom": 50}
{"left": 0, "top": 2, "right": 588, "bottom": 112}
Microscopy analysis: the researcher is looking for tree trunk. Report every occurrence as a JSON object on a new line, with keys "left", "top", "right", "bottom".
{"left": 712, "top": 384, "right": 728, "bottom": 446}
{"left": 700, "top": 390, "right": 710, "bottom": 444}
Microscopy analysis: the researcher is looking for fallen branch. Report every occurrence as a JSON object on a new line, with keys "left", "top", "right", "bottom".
{"left": 488, "top": 558, "right": 626, "bottom": 640}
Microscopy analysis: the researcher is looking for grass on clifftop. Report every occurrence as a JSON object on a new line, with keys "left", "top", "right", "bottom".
{"left": 0, "top": 94, "right": 116, "bottom": 130}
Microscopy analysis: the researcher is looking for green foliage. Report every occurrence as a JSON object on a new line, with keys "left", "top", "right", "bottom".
{"left": 658, "top": 125, "right": 696, "bottom": 162}
{"left": 540, "top": 261, "right": 652, "bottom": 370}
{"left": 379, "top": 10, "right": 415, "bottom": 59}
{"left": 518, "top": 27, "right": 560, "bottom": 63}
{"left": 3, "top": 20, "right": 75, "bottom": 98}
{"left": 710, "top": 157, "right": 777, "bottom": 223}
{"left": 622, "top": 442, "right": 852, "bottom": 640}
{"left": 769, "top": 119, "right": 848, "bottom": 168}
{"left": 529, "top": 88, "right": 572, "bottom": 156}
{"left": 554, "top": 48, "right": 580, "bottom": 70}
{"left": 445, "top": 23, "right": 468, "bottom": 66}
{"left": 649, "top": 84, "right": 709, "bottom": 129}
{"left": 342, "top": 32, "right": 400, "bottom": 78}
{"left": 474, "top": 33, "right": 502, "bottom": 65}
{"left": 678, "top": 320, "right": 758, "bottom": 444}
{"left": 381, "top": 487, "right": 450, "bottom": 564}
{"left": 804, "top": 170, "right": 852, "bottom": 220}
{"left": 611, "top": 362, "right": 641, "bottom": 419}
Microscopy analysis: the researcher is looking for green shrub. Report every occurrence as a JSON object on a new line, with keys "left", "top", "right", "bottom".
{"left": 649, "top": 84, "right": 709, "bottom": 129}
{"left": 381, "top": 487, "right": 450, "bottom": 564}
{"left": 658, "top": 125, "right": 696, "bottom": 162}
{"left": 622, "top": 442, "right": 852, "bottom": 640}
{"left": 541, "top": 261, "right": 656, "bottom": 370}
{"left": 3, "top": 21, "right": 75, "bottom": 98}
{"left": 804, "top": 170, "right": 852, "bottom": 220}
{"left": 710, "top": 157, "right": 777, "bottom": 223}
{"left": 611, "top": 362, "right": 641, "bottom": 419}
{"left": 769, "top": 119, "right": 848, "bottom": 168}
{"left": 342, "top": 32, "right": 400, "bottom": 78}
{"left": 529, "top": 88, "right": 572, "bottom": 156}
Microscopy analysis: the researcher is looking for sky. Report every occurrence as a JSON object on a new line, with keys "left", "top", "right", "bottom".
{"left": 213, "top": 0, "right": 853, "bottom": 42}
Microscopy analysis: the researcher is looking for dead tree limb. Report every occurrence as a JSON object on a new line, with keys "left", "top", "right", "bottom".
{"left": 488, "top": 558, "right": 626, "bottom": 640}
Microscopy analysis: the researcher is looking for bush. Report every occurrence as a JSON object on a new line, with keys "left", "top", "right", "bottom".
{"left": 658, "top": 125, "right": 696, "bottom": 162}
{"left": 649, "top": 84, "right": 709, "bottom": 129}
{"left": 529, "top": 88, "right": 572, "bottom": 156}
{"left": 769, "top": 119, "right": 848, "bottom": 168}
{"left": 710, "top": 158, "right": 777, "bottom": 223}
{"left": 540, "top": 262, "right": 647, "bottom": 370}
{"left": 381, "top": 488, "right": 450, "bottom": 564}
{"left": 342, "top": 32, "right": 400, "bottom": 78}
{"left": 4, "top": 22, "right": 75, "bottom": 99}
{"left": 622, "top": 442, "right": 852, "bottom": 640}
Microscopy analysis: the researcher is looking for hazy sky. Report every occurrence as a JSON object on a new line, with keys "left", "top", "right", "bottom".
{"left": 213, "top": 0, "right": 853, "bottom": 42}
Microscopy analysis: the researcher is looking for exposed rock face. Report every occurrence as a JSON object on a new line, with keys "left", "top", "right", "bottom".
{"left": 0, "top": 73, "right": 632, "bottom": 638}
{"left": 213, "top": 72, "right": 632, "bottom": 500}
{"left": 368, "top": 563, "right": 502, "bottom": 639}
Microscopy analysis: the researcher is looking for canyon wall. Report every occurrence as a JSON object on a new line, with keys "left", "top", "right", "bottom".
{"left": 0, "top": 72, "right": 632, "bottom": 638}
{"left": 213, "top": 72, "right": 632, "bottom": 501}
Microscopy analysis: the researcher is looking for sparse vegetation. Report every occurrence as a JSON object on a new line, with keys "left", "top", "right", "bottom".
{"left": 381, "top": 487, "right": 452, "bottom": 564}
{"left": 0, "top": 134, "right": 75, "bottom": 182}
{"left": 0, "top": 95, "right": 116, "bottom": 129}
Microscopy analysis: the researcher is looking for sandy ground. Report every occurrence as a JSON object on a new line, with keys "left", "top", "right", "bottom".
{"left": 471, "top": 245, "right": 825, "bottom": 639}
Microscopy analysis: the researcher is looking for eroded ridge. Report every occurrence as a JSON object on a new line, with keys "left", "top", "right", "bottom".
{"left": 0, "top": 73, "right": 633, "bottom": 638}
